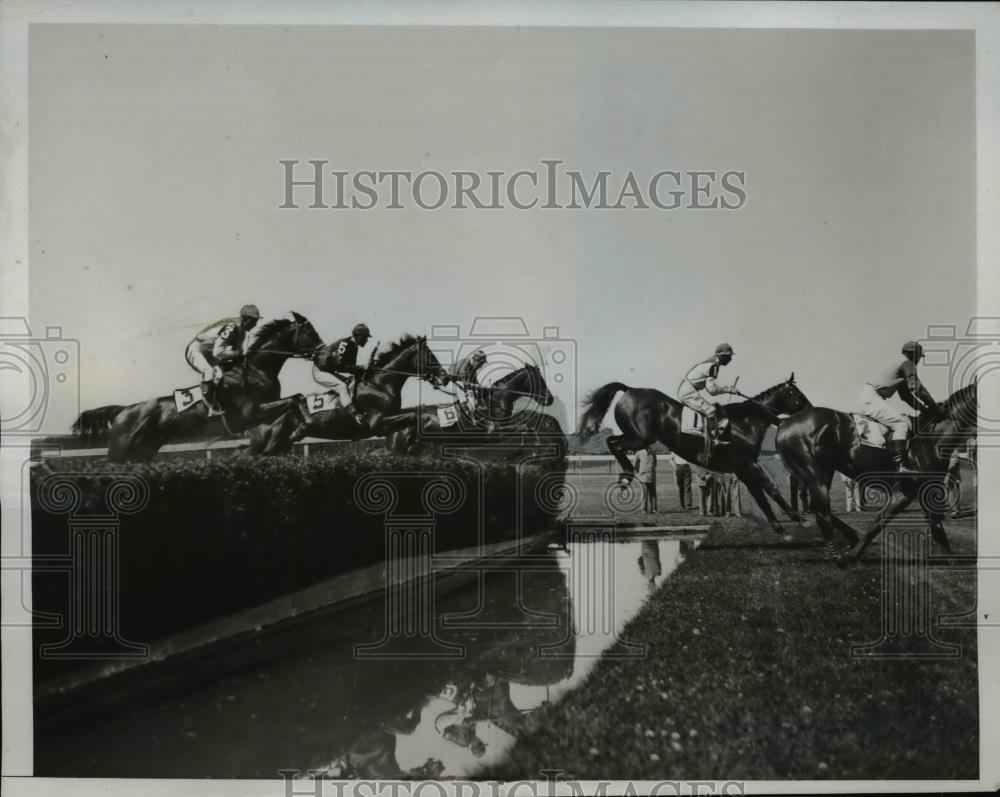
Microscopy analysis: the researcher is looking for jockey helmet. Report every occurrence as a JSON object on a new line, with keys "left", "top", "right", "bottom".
{"left": 902, "top": 341, "right": 924, "bottom": 358}
{"left": 715, "top": 343, "right": 734, "bottom": 357}
{"left": 352, "top": 323, "right": 371, "bottom": 337}
{"left": 239, "top": 304, "right": 261, "bottom": 319}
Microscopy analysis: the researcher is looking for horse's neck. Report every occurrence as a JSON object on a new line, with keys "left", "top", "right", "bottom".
{"left": 247, "top": 346, "right": 292, "bottom": 381}
{"left": 370, "top": 348, "right": 415, "bottom": 396}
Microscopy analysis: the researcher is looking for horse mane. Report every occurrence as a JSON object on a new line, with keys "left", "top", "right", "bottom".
{"left": 752, "top": 382, "right": 786, "bottom": 402}
{"left": 245, "top": 312, "right": 308, "bottom": 354}
{"left": 932, "top": 381, "right": 977, "bottom": 421}
{"left": 492, "top": 362, "right": 536, "bottom": 387}
{"left": 372, "top": 334, "right": 422, "bottom": 368}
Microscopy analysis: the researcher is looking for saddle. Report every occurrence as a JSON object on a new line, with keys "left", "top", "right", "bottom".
{"left": 681, "top": 404, "right": 730, "bottom": 441}
{"left": 850, "top": 413, "right": 919, "bottom": 449}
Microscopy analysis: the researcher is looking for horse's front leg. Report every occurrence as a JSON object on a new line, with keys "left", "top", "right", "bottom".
{"left": 735, "top": 465, "right": 792, "bottom": 542}
{"left": 753, "top": 462, "right": 812, "bottom": 528}
{"left": 841, "top": 482, "right": 913, "bottom": 565}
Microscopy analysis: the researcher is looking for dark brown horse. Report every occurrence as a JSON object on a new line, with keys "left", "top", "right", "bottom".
{"left": 248, "top": 334, "right": 448, "bottom": 455}
{"left": 577, "top": 374, "right": 813, "bottom": 539}
{"left": 387, "top": 363, "right": 555, "bottom": 454}
{"left": 93, "top": 313, "right": 323, "bottom": 462}
{"left": 775, "top": 381, "right": 977, "bottom": 566}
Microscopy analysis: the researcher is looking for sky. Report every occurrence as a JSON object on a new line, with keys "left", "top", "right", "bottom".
{"left": 28, "top": 25, "right": 976, "bottom": 432}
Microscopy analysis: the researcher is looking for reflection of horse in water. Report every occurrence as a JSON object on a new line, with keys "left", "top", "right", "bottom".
{"left": 248, "top": 335, "right": 447, "bottom": 455}
{"left": 776, "top": 381, "right": 978, "bottom": 565}
{"left": 578, "top": 375, "right": 813, "bottom": 539}
{"left": 76, "top": 314, "right": 324, "bottom": 462}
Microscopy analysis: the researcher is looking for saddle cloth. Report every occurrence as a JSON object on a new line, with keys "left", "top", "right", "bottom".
{"left": 173, "top": 385, "right": 205, "bottom": 413}
{"left": 437, "top": 404, "right": 460, "bottom": 428}
{"left": 304, "top": 390, "right": 342, "bottom": 415}
{"left": 681, "top": 406, "right": 705, "bottom": 436}
{"left": 851, "top": 413, "right": 889, "bottom": 448}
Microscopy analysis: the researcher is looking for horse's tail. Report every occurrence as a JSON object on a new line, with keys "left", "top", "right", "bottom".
{"left": 70, "top": 405, "right": 125, "bottom": 443}
{"left": 578, "top": 382, "right": 630, "bottom": 441}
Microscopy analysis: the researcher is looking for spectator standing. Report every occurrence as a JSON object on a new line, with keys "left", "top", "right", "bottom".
{"left": 697, "top": 469, "right": 716, "bottom": 516}
{"left": 841, "top": 473, "right": 862, "bottom": 513}
{"left": 670, "top": 452, "right": 693, "bottom": 509}
{"left": 634, "top": 447, "right": 658, "bottom": 513}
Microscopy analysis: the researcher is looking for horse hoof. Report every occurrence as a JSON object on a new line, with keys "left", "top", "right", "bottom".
{"left": 799, "top": 519, "right": 813, "bottom": 529}
{"left": 836, "top": 554, "right": 852, "bottom": 570}
{"left": 782, "top": 532, "right": 793, "bottom": 543}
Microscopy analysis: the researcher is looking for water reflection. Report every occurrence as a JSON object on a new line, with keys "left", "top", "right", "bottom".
{"left": 36, "top": 536, "right": 701, "bottom": 779}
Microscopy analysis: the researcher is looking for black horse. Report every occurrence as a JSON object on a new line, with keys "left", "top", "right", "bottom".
{"left": 92, "top": 313, "right": 323, "bottom": 462}
{"left": 578, "top": 374, "right": 813, "bottom": 539}
{"left": 775, "top": 381, "right": 978, "bottom": 565}
{"left": 248, "top": 334, "right": 447, "bottom": 455}
{"left": 387, "top": 363, "right": 557, "bottom": 455}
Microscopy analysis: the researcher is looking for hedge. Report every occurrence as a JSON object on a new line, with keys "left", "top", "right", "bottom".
{"left": 31, "top": 449, "right": 566, "bottom": 684}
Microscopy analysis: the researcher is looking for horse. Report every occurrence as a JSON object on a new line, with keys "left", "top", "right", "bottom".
{"left": 70, "top": 405, "right": 126, "bottom": 443}
{"left": 247, "top": 334, "right": 448, "bottom": 455}
{"left": 90, "top": 313, "right": 324, "bottom": 462}
{"left": 387, "top": 363, "right": 556, "bottom": 455}
{"left": 775, "top": 381, "right": 978, "bottom": 565}
{"left": 577, "top": 374, "right": 813, "bottom": 539}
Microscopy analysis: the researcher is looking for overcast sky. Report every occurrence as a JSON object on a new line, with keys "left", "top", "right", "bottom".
{"left": 29, "top": 25, "right": 975, "bottom": 432}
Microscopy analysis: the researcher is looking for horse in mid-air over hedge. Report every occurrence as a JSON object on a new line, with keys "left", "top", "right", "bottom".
{"left": 248, "top": 334, "right": 448, "bottom": 455}
{"left": 78, "top": 313, "right": 324, "bottom": 463}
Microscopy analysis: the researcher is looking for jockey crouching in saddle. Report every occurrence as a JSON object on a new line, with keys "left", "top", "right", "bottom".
{"left": 451, "top": 349, "right": 488, "bottom": 417}
{"left": 185, "top": 304, "right": 261, "bottom": 417}
{"left": 858, "top": 340, "right": 944, "bottom": 472}
{"left": 314, "top": 323, "right": 372, "bottom": 426}
{"left": 678, "top": 343, "right": 741, "bottom": 460}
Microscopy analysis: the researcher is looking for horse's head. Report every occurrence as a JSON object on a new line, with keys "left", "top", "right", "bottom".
{"left": 934, "top": 379, "right": 978, "bottom": 435}
{"left": 248, "top": 312, "right": 323, "bottom": 359}
{"left": 358, "top": 334, "right": 448, "bottom": 387}
{"left": 754, "top": 372, "right": 812, "bottom": 417}
{"left": 414, "top": 336, "right": 448, "bottom": 387}
{"left": 521, "top": 363, "right": 554, "bottom": 406}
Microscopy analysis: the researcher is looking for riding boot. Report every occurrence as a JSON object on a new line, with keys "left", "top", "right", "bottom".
{"left": 202, "top": 381, "right": 226, "bottom": 417}
{"left": 890, "top": 439, "right": 913, "bottom": 472}
{"left": 346, "top": 403, "right": 366, "bottom": 426}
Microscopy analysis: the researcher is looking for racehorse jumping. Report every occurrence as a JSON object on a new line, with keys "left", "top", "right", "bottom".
{"left": 388, "top": 363, "right": 555, "bottom": 454}
{"left": 775, "top": 381, "right": 978, "bottom": 565}
{"left": 577, "top": 374, "right": 813, "bottom": 539}
{"left": 248, "top": 334, "right": 448, "bottom": 455}
{"left": 87, "top": 313, "right": 324, "bottom": 462}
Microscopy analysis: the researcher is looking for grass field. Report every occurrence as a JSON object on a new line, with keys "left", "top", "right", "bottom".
{"left": 484, "top": 459, "right": 979, "bottom": 780}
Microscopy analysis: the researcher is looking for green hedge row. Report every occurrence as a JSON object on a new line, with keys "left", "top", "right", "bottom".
{"left": 31, "top": 451, "right": 566, "bottom": 682}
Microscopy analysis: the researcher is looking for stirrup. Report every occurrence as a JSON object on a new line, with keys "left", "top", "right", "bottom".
{"left": 207, "top": 404, "right": 226, "bottom": 418}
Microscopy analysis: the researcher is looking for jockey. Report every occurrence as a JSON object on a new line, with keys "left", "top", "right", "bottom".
{"left": 677, "top": 343, "right": 740, "bottom": 457}
{"left": 858, "top": 340, "right": 943, "bottom": 471}
{"left": 452, "top": 349, "right": 488, "bottom": 414}
{"left": 184, "top": 304, "right": 261, "bottom": 416}
{"left": 316, "top": 323, "right": 372, "bottom": 425}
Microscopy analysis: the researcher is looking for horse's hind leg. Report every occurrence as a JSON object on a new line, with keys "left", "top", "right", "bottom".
{"left": 606, "top": 434, "right": 643, "bottom": 485}
{"left": 806, "top": 472, "right": 859, "bottom": 562}
{"left": 753, "top": 463, "right": 812, "bottom": 528}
